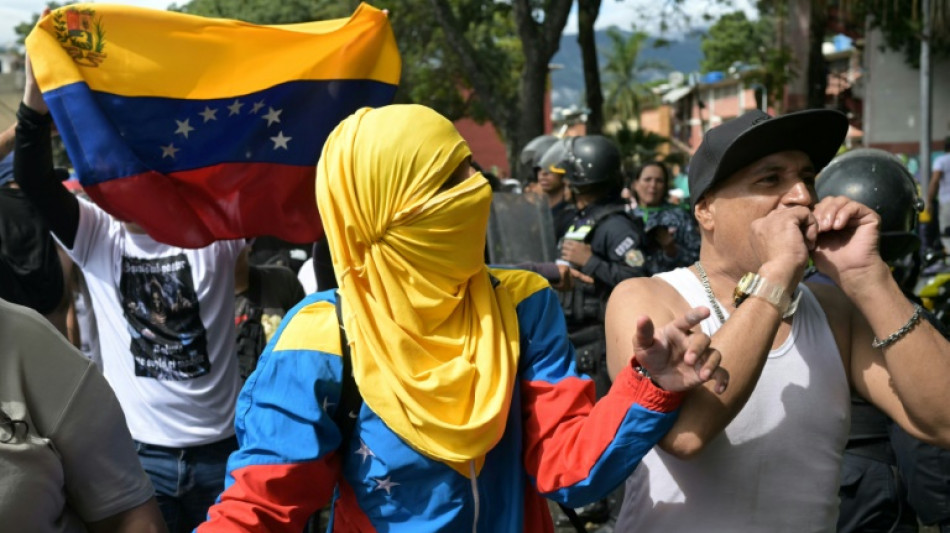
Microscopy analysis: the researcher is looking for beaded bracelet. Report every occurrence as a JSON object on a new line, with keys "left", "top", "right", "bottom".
{"left": 871, "top": 304, "right": 924, "bottom": 350}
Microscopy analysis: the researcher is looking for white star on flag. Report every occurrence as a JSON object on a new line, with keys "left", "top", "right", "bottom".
{"left": 227, "top": 99, "right": 244, "bottom": 116}
{"left": 199, "top": 106, "right": 218, "bottom": 122}
{"left": 262, "top": 107, "right": 283, "bottom": 126}
{"left": 373, "top": 476, "right": 400, "bottom": 495}
{"left": 160, "top": 143, "right": 180, "bottom": 159}
{"left": 355, "top": 440, "right": 375, "bottom": 464}
{"left": 322, "top": 396, "right": 335, "bottom": 412}
{"left": 270, "top": 131, "right": 292, "bottom": 150}
{"left": 250, "top": 100, "right": 266, "bottom": 114}
{"left": 174, "top": 119, "right": 195, "bottom": 139}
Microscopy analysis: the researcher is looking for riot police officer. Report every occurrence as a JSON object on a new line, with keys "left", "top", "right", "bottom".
{"left": 540, "top": 135, "right": 648, "bottom": 530}
{"left": 540, "top": 135, "right": 646, "bottom": 528}
{"left": 816, "top": 148, "right": 950, "bottom": 533}
{"left": 521, "top": 134, "right": 575, "bottom": 240}
{"left": 540, "top": 135, "right": 648, "bottom": 391}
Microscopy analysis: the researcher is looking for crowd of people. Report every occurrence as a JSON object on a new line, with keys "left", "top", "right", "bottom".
{"left": 3, "top": 19, "right": 950, "bottom": 533}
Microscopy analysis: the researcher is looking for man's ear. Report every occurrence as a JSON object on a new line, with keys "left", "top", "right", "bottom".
{"left": 694, "top": 196, "right": 715, "bottom": 231}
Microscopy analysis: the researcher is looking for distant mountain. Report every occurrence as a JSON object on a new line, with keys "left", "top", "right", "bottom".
{"left": 551, "top": 29, "right": 704, "bottom": 109}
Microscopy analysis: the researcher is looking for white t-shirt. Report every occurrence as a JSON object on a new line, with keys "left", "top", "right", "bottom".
{"left": 0, "top": 298, "right": 154, "bottom": 530}
{"left": 935, "top": 153, "right": 950, "bottom": 204}
{"left": 59, "top": 199, "right": 244, "bottom": 447}
{"left": 72, "top": 270, "right": 102, "bottom": 370}
{"left": 297, "top": 256, "right": 318, "bottom": 294}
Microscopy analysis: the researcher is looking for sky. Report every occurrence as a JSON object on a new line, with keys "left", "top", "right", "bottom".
{"left": 1, "top": 0, "right": 757, "bottom": 48}
{"left": 1, "top": 0, "right": 175, "bottom": 47}
{"left": 565, "top": 0, "right": 757, "bottom": 36}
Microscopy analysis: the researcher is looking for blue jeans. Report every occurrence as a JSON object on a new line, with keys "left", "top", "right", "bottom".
{"left": 135, "top": 436, "right": 237, "bottom": 533}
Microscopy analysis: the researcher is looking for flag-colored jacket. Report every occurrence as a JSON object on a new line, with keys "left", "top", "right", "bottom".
{"left": 199, "top": 268, "right": 682, "bottom": 532}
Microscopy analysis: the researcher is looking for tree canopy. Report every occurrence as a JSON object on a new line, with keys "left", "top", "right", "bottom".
{"left": 836, "top": 0, "right": 950, "bottom": 67}
{"left": 700, "top": 9, "right": 792, "bottom": 112}
{"left": 602, "top": 28, "right": 664, "bottom": 125}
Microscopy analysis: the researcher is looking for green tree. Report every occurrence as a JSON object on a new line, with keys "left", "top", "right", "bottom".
{"left": 836, "top": 0, "right": 950, "bottom": 66}
{"left": 700, "top": 9, "right": 793, "bottom": 113}
{"left": 430, "top": 0, "right": 573, "bottom": 176}
{"left": 168, "top": 0, "right": 347, "bottom": 23}
{"left": 613, "top": 124, "right": 670, "bottom": 170}
{"left": 602, "top": 28, "right": 663, "bottom": 126}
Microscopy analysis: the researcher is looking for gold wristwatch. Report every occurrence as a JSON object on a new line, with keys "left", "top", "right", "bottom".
{"left": 733, "top": 273, "right": 802, "bottom": 318}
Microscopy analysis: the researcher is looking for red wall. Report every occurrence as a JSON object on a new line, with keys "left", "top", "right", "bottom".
{"left": 452, "top": 79, "right": 554, "bottom": 180}
{"left": 454, "top": 118, "right": 510, "bottom": 178}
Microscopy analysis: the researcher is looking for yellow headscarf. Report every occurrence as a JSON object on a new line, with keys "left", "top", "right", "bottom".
{"left": 315, "top": 104, "right": 520, "bottom": 473}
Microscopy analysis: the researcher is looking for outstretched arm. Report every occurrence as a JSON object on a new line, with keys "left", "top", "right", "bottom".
{"left": 518, "top": 281, "right": 724, "bottom": 506}
{"left": 14, "top": 55, "right": 79, "bottom": 247}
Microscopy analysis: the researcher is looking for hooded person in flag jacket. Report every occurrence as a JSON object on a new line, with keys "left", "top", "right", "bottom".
{"left": 198, "top": 104, "right": 729, "bottom": 532}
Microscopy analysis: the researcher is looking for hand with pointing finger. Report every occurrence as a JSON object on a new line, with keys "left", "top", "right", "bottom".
{"left": 631, "top": 306, "right": 729, "bottom": 394}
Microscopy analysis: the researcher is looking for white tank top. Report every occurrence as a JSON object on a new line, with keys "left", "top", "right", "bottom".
{"left": 617, "top": 267, "right": 851, "bottom": 533}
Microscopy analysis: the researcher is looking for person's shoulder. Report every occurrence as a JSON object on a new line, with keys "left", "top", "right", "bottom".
{"left": 0, "top": 298, "right": 91, "bottom": 384}
{"left": 489, "top": 267, "right": 551, "bottom": 305}
{"left": 661, "top": 203, "right": 693, "bottom": 221}
{"left": 645, "top": 203, "right": 691, "bottom": 228}
{"left": 613, "top": 273, "right": 677, "bottom": 295}
{"left": 596, "top": 204, "right": 643, "bottom": 231}
{"left": 269, "top": 291, "right": 341, "bottom": 356}
{"left": 606, "top": 274, "right": 685, "bottom": 325}
{"left": 611, "top": 274, "right": 681, "bottom": 310}
{"left": 0, "top": 298, "right": 73, "bottom": 341}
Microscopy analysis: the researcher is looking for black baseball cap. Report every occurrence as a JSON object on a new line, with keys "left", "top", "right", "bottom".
{"left": 687, "top": 109, "right": 849, "bottom": 210}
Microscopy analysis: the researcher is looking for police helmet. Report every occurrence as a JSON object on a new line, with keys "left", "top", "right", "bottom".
{"left": 816, "top": 148, "right": 923, "bottom": 263}
{"left": 540, "top": 135, "right": 622, "bottom": 192}
{"left": 519, "top": 135, "right": 560, "bottom": 171}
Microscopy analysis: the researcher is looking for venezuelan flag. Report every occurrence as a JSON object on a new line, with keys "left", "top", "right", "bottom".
{"left": 26, "top": 3, "right": 400, "bottom": 248}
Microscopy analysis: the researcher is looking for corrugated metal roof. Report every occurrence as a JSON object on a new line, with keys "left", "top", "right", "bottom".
{"left": 661, "top": 86, "right": 693, "bottom": 104}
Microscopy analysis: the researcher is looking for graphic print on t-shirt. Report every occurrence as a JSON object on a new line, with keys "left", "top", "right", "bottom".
{"left": 120, "top": 254, "right": 210, "bottom": 380}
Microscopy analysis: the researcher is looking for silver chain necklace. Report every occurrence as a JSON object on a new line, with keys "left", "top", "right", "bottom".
{"left": 694, "top": 261, "right": 727, "bottom": 323}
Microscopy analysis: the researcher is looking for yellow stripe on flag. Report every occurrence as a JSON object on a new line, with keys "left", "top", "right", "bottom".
{"left": 27, "top": 2, "right": 400, "bottom": 99}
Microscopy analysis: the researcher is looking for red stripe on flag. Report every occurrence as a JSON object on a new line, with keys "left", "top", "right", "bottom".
{"left": 85, "top": 162, "right": 322, "bottom": 248}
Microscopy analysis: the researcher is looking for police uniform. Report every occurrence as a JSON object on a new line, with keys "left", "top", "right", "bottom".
{"left": 551, "top": 199, "right": 577, "bottom": 242}
{"left": 837, "top": 395, "right": 919, "bottom": 533}
{"left": 632, "top": 203, "right": 701, "bottom": 274}
{"left": 559, "top": 199, "right": 647, "bottom": 397}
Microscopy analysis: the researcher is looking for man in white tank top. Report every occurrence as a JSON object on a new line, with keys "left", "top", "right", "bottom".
{"left": 604, "top": 109, "right": 950, "bottom": 532}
